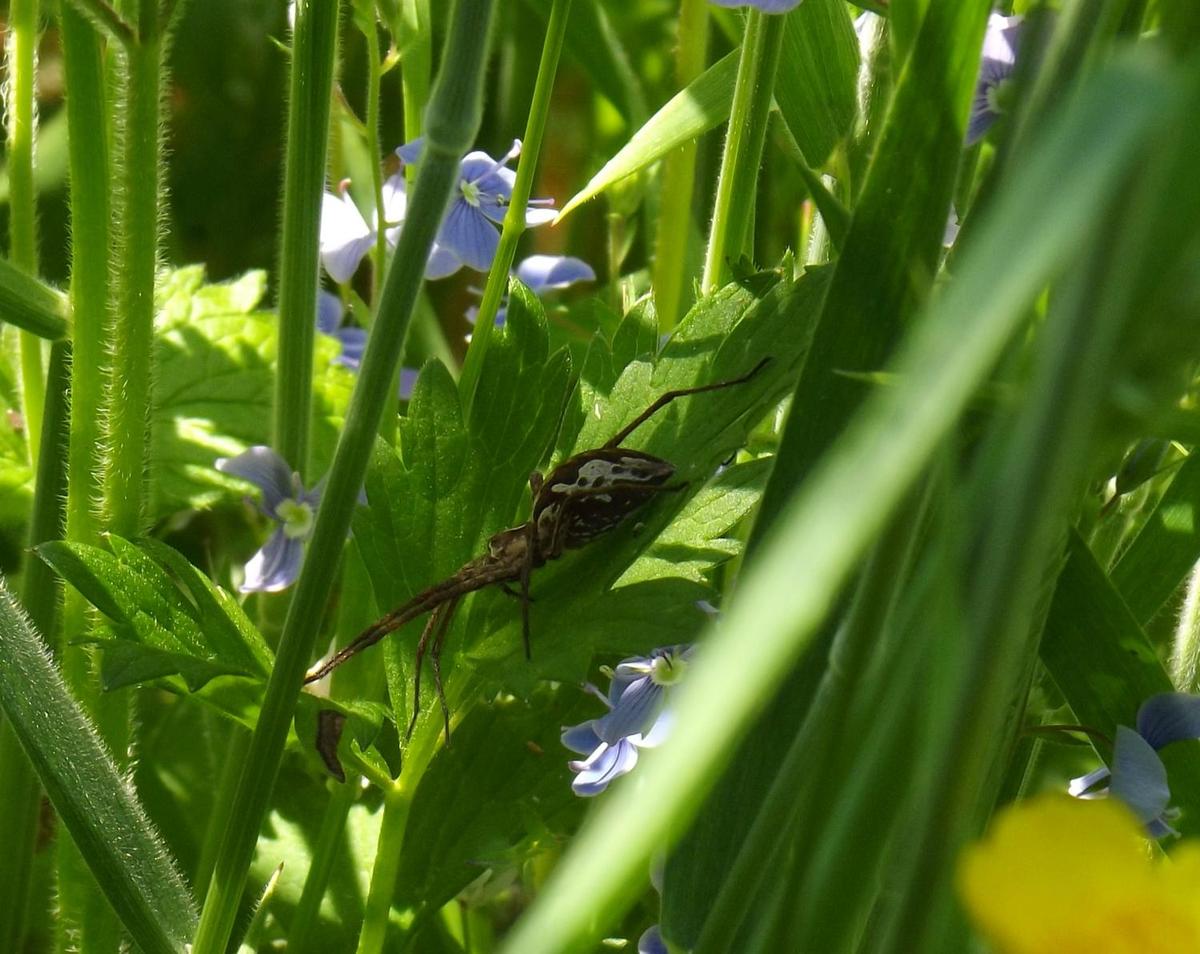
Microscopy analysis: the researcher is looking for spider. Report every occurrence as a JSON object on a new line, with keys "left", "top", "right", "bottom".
{"left": 304, "top": 358, "right": 768, "bottom": 740}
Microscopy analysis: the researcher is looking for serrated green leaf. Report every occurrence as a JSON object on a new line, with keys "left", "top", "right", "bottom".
{"left": 38, "top": 536, "right": 269, "bottom": 690}
{"left": 352, "top": 291, "right": 574, "bottom": 729}
{"left": 622, "top": 457, "right": 772, "bottom": 586}
{"left": 101, "top": 641, "right": 249, "bottom": 693}
{"left": 150, "top": 265, "right": 353, "bottom": 519}
{"left": 394, "top": 689, "right": 587, "bottom": 916}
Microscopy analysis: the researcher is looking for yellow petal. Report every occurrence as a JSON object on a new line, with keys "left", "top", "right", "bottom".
{"left": 958, "top": 794, "right": 1200, "bottom": 954}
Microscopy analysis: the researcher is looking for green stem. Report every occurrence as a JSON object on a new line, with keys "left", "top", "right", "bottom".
{"left": 700, "top": 10, "right": 784, "bottom": 292}
{"left": 399, "top": 0, "right": 432, "bottom": 187}
{"left": 274, "top": 0, "right": 340, "bottom": 478}
{"left": 653, "top": 0, "right": 709, "bottom": 331}
{"left": 458, "top": 0, "right": 572, "bottom": 411}
{"left": 354, "top": 783, "right": 413, "bottom": 954}
{"left": 60, "top": 0, "right": 110, "bottom": 584}
{"left": 0, "top": 341, "right": 69, "bottom": 954}
{"left": 0, "top": 257, "right": 69, "bottom": 339}
{"left": 287, "top": 780, "right": 357, "bottom": 953}
{"left": 67, "top": 0, "right": 136, "bottom": 47}
{"left": 365, "top": 19, "right": 388, "bottom": 308}
{"left": 9, "top": 0, "right": 44, "bottom": 463}
{"left": 102, "top": 5, "right": 160, "bottom": 539}
{"left": 1172, "top": 561, "right": 1200, "bottom": 691}
{"left": 191, "top": 6, "right": 497, "bottom": 950}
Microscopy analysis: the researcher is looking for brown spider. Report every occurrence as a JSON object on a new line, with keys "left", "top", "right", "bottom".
{"left": 304, "top": 358, "right": 768, "bottom": 740}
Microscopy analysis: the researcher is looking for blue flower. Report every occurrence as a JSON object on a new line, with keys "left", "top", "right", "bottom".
{"left": 1067, "top": 692, "right": 1200, "bottom": 838}
{"left": 707, "top": 0, "right": 802, "bottom": 11}
{"left": 638, "top": 925, "right": 668, "bottom": 954}
{"left": 561, "top": 645, "right": 692, "bottom": 797}
{"left": 215, "top": 447, "right": 322, "bottom": 593}
{"left": 968, "top": 14, "right": 1022, "bottom": 146}
{"left": 396, "top": 139, "right": 556, "bottom": 273}
{"left": 316, "top": 290, "right": 366, "bottom": 370}
{"left": 465, "top": 254, "right": 596, "bottom": 328}
{"left": 315, "top": 290, "right": 417, "bottom": 399}
{"left": 318, "top": 172, "right": 459, "bottom": 283}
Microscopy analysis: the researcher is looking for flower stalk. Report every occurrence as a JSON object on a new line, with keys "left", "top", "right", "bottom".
{"left": 275, "top": 0, "right": 341, "bottom": 479}
{"left": 191, "top": 5, "right": 498, "bottom": 950}
{"left": 701, "top": 9, "right": 785, "bottom": 292}
{"left": 459, "top": 0, "right": 572, "bottom": 411}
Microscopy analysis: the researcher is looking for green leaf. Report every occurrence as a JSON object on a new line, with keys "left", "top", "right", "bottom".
{"left": 520, "top": 0, "right": 646, "bottom": 125}
{"left": 775, "top": 0, "right": 859, "bottom": 165}
{"left": 351, "top": 290, "right": 573, "bottom": 728}
{"left": 38, "top": 536, "right": 269, "bottom": 689}
{"left": 1110, "top": 451, "right": 1200, "bottom": 625}
{"left": 393, "top": 689, "right": 587, "bottom": 916}
{"left": 558, "top": 0, "right": 857, "bottom": 219}
{"left": 499, "top": 51, "right": 1180, "bottom": 954}
{"left": 150, "top": 265, "right": 353, "bottom": 519}
{"left": 1041, "top": 532, "right": 1200, "bottom": 836}
{"left": 621, "top": 457, "right": 772, "bottom": 586}
{"left": 557, "top": 52, "right": 737, "bottom": 220}
{"left": 0, "top": 580, "right": 197, "bottom": 954}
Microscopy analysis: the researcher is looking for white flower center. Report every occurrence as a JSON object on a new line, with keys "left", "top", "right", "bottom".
{"left": 276, "top": 498, "right": 314, "bottom": 540}
{"left": 650, "top": 652, "right": 687, "bottom": 687}
{"left": 460, "top": 179, "right": 481, "bottom": 208}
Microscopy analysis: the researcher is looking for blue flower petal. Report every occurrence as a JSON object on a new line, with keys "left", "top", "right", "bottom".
{"left": 399, "top": 367, "right": 419, "bottom": 401}
{"left": 595, "top": 676, "right": 664, "bottom": 744}
{"left": 561, "top": 720, "right": 602, "bottom": 755}
{"left": 216, "top": 446, "right": 295, "bottom": 512}
{"left": 395, "top": 138, "right": 424, "bottom": 165}
{"left": 570, "top": 738, "right": 640, "bottom": 797}
{"left": 316, "top": 290, "right": 343, "bottom": 334}
{"left": 966, "top": 14, "right": 1021, "bottom": 146}
{"left": 425, "top": 243, "right": 463, "bottom": 280}
{"left": 439, "top": 203, "right": 500, "bottom": 272}
{"left": 332, "top": 327, "right": 367, "bottom": 371}
{"left": 1109, "top": 725, "right": 1173, "bottom": 828}
{"left": 320, "top": 192, "right": 375, "bottom": 283}
{"left": 240, "top": 529, "right": 305, "bottom": 593}
{"left": 638, "top": 926, "right": 668, "bottom": 954}
{"left": 515, "top": 255, "right": 596, "bottom": 292}
{"left": 1136, "top": 692, "right": 1200, "bottom": 749}
{"left": 707, "top": 0, "right": 802, "bottom": 11}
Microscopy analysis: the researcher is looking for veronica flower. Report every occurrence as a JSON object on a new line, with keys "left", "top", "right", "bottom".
{"left": 707, "top": 0, "right": 802, "bottom": 11}
{"left": 968, "top": 14, "right": 1023, "bottom": 145}
{"left": 315, "top": 290, "right": 418, "bottom": 399}
{"left": 396, "top": 138, "right": 556, "bottom": 273}
{"left": 319, "top": 173, "right": 460, "bottom": 283}
{"left": 316, "top": 290, "right": 366, "bottom": 370}
{"left": 215, "top": 446, "right": 322, "bottom": 592}
{"left": 561, "top": 645, "right": 692, "bottom": 797}
{"left": 638, "top": 925, "right": 668, "bottom": 954}
{"left": 1067, "top": 692, "right": 1200, "bottom": 838}
{"left": 465, "top": 254, "right": 596, "bottom": 328}
{"left": 959, "top": 794, "right": 1200, "bottom": 953}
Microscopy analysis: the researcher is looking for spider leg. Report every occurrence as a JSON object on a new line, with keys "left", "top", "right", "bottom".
{"left": 520, "top": 522, "right": 535, "bottom": 660}
{"left": 498, "top": 583, "right": 534, "bottom": 602}
{"left": 429, "top": 596, "right": 460, "bottom": 743}
{"left": 406, "top": 607, "right": 446, "bottom": 742}
{"left": 603, "top": 357, "right": 770, "bottom": 449}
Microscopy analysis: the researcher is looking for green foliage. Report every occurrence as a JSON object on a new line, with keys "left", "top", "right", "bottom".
{"left": 0, "top": 579, "right": 198, "bottom": 954}
{"left": 151, "top": 266, "right": 353, "bottom": 517}
{"left": 7, "top": 3, "right": 1200, "bottom": 953}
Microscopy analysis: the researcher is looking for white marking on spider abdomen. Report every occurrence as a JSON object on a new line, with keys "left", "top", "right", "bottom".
{"left": 550, "top": 457, "right": 660, "bottom": 494}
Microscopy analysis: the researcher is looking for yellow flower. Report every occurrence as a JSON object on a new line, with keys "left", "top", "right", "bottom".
{"left": 958, "top": 793, "right": 1200, "bottom": 953}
